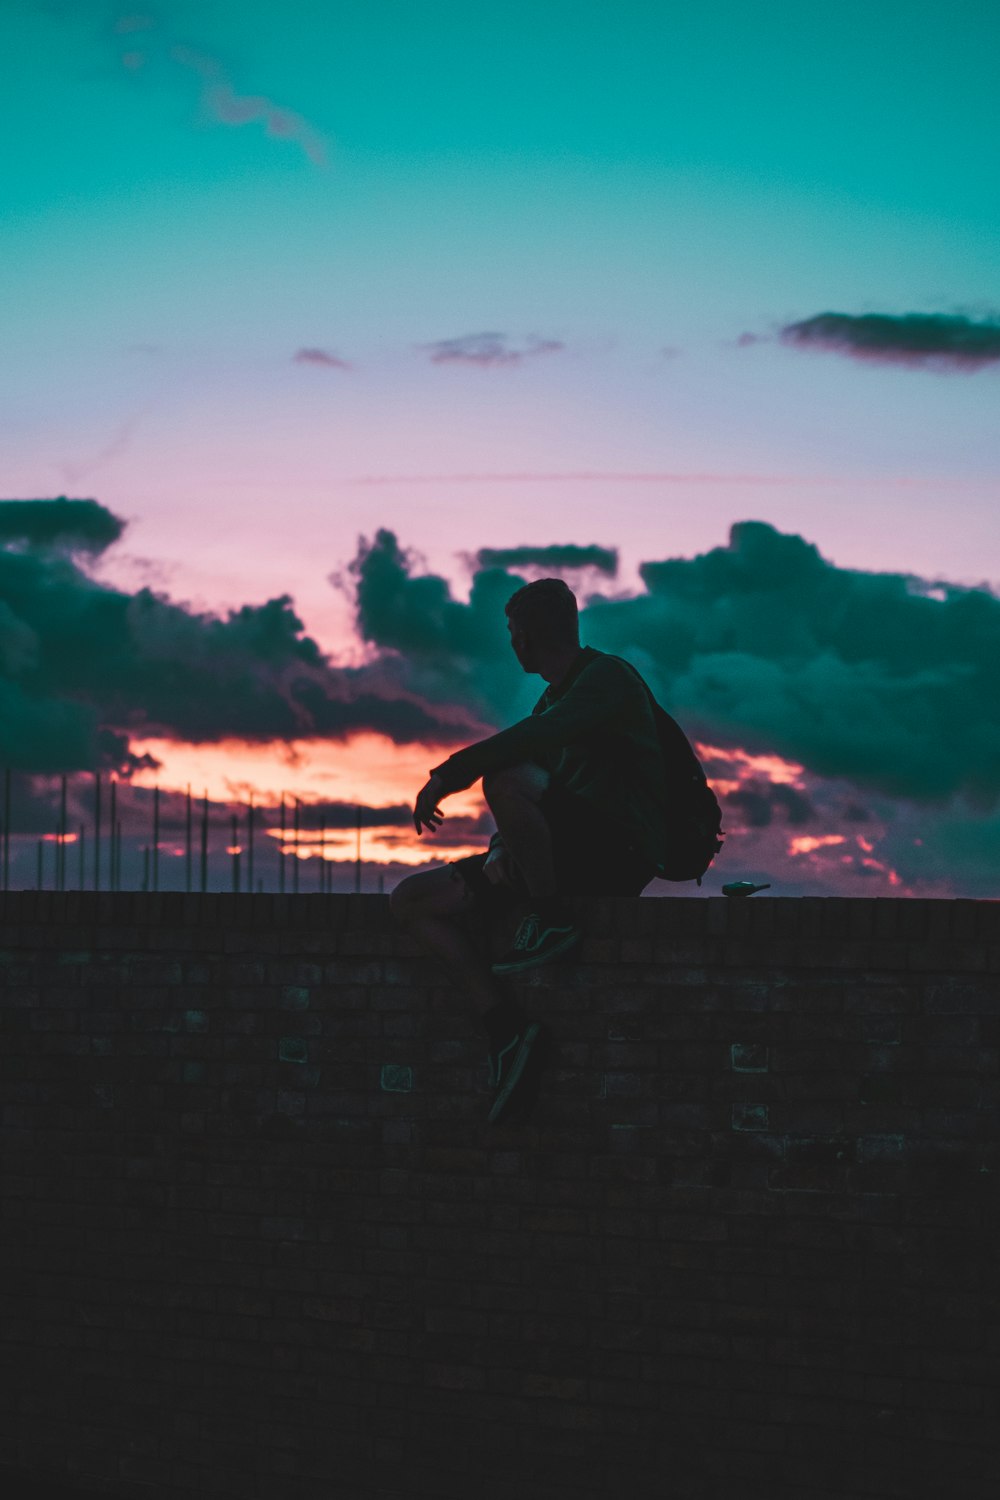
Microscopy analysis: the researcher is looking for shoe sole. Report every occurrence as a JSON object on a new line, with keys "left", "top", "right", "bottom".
{"left": 490, "top": 928, "right": 581, "bottom": 976}
{"left": 487, "top": 1022, "right": 542, "bottom": 1124}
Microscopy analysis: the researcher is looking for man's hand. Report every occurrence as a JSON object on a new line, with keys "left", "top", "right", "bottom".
{"left": 413, "top": 774, "right": 446, "bottom": 835}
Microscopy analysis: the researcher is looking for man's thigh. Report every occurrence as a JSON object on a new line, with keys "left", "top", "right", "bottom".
{"left": 449, "top": 852, "right": 526, "bottom": 911}
{"left": 390, "top": 862, "right": 477, "bottom": 921}
{"left": 483, "top": 760, "right": 551, "bottom": 805}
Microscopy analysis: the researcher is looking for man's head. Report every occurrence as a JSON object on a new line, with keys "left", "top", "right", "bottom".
{"left": 505, "top": 577, "right": 580, "bottom": 681}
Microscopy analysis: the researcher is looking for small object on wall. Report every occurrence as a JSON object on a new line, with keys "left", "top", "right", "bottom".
{"left": 721, "top": 881, "right": 771, "bottom": 897}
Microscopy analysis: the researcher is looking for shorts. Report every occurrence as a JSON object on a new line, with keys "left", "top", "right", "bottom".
{"left": 451, "top": 778, "right": 657, "bottom": 911}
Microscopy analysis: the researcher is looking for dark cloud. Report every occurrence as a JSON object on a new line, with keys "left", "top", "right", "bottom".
{"left": 418, "top": 333, "right": 564, "bottom": 366}
{"left": 293, "top": 348, "right": 351, "bottom": 369}
{"left": 341, "top": 520, "right": 1000, "bottom": 812}
{"left": 7, "top": 497, "right": 1000, "bottom": 854}
{"left": 252, "top": 798, "right": 417, "bottom": 833}
{"left": 723, "top": 787, "right": 771, "bottom": 828}
{"left": 0, "top": 498, "right": 124, "bottom": 555}
{"left": 473, "top": 544, "right": 618, "bottom": 576}
{"left": 0, "top": 500, "right": 487, "bottom": 777}
{"left": 771, "top": 783, "right": 816, "bottom": 826}
{"left": 725, "top": 781, "right": 815, "bottom": 829}
{"left": 779, "top": 311, "right": 1000, "bottom": 369}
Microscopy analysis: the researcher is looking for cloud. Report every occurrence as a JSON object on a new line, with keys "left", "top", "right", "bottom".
{"left": 293, "top": 347, "right": 351, "bottom": 370}
{"left": 472, "top": 544, "right": 618, "bottom": 576}
{"left": 0, "top": 498, "right": 125, "bottom": 555}
{"left": 725, "top": 779, "right": 815, "bottom": 828}
{"left": 338, "top": 520, "right": 1000, "bottom": 815}
{"left": 779, "top": 311, "right": 1000, "bottom": 369}
{"left": 43, "top": 2, "right": 331, "bottom": 166}
{"left": 0, "top": 499, "right": 489, "bottom": 779}
{"left": 347, "top": 470, "right": 802, "bottom": 485}
{"left": 43, "top": 6, "right": 331, "bottom": 166}
{"left": 168, "top": 44, "right": 329, "bottom": 167}
{"left": 418, "top": 333, "right": 564, "bottom": 366}
{"left": 7, "top": 500, "right": 1000, "bottom": 888}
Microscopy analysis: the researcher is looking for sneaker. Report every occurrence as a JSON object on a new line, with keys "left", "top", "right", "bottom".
{"left": 490, "top": 909, "right": 582, "bottom": 975}
{"left": 487, "top": 1021, "right": 551, "bottom": 1125}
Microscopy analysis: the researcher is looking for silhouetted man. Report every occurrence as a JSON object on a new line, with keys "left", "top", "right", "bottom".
{"left": 389, "top": 577, "right": 668, "bottom": 1124}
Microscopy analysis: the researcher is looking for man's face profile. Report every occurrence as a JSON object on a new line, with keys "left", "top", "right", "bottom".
{"left": 507, "top": 614, "right": 530, "bottom": 671}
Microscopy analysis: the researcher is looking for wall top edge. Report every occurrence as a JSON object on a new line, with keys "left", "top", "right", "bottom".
{"left": 0, "top": 890, "right": 996, "bottom": 946}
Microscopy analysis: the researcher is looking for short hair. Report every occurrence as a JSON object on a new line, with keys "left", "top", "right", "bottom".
{"left": 505, "top": 578, "right": 579, "bottom": 647}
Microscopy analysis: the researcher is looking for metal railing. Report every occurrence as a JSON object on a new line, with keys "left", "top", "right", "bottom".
{"left": 0, "top": 770, "right": 384, "bottom": 894}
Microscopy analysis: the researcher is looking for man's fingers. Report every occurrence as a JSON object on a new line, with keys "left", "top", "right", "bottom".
{"left": 414, "top": 807, "right": 444, "bottom": 834}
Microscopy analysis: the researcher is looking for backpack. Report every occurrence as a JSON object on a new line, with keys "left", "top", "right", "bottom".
{"left": 614, "top": 657, "right": 726, "bottom": 886}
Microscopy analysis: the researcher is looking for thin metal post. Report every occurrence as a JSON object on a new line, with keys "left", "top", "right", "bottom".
{"left": 293, "top": 798, "right": 300, "bottom": 895}
{"left": 59, "top": 774, "right": 67, "bottom": 891}
{"left": 153, "top": 784, "right": 159, "bottom": 892}
{"left": 231, "top": 813, "right": 239, "bottom": 894}
{"left": 94, "top": 770, "right": 101, "bottom": 892}
{"left": 78, "top": 824, "right": 85, "bottom": 889}
{"left": 279, "top": 794, "right": 286, "bottom": 895}
{"left": 110, "top": 778, "right": 117, "bottom": 891}
{"left": 115, "top": 818, "right": 122, "bottom": 892}
{"left": 142, "top": 846, "right": 149, "bottom": 892}
{"left": 186, "top": 784, "right": 192, "bottom": 893}
{"left": 355, "top": 805, "right": 361, "bottom": 893}
{"left": 37, "top": 838, "right": 42, "bottom": 889}
{"left": 319, "top": 812, "right": 325, "bottom": 891}
{"left": 200, "top": 791, "right": 208, "bottom": 893}
{"left": 247, "top": 794, "right": 254, "bottom": 895}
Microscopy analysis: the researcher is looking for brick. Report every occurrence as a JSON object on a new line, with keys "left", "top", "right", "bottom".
{"left": 4, "top": 893, "right": 999, "bottom": 1499}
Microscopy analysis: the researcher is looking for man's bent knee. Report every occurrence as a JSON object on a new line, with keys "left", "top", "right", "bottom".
{"left": 483, "top": 761, "right": 550, "bottom": 804}
{"left": 389, "top": 865, "right": 475, "bottom": 922}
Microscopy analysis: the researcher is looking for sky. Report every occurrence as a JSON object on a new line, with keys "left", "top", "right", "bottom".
{"left": 2, "top": 0, "right": 999, "bottom": 896}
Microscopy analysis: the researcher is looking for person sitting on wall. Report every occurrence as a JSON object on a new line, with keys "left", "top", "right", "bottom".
{"left": 389, "top": 576, "right": 669, "bottom": 1125}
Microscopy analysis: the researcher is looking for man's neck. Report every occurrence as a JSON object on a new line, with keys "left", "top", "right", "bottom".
{"left": 541, "top": 643, "right": 585, "bottom": 686}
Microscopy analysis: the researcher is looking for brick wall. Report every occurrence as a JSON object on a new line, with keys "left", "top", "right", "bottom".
{"left": 1, "top": 891, "right": 998, "bottom": 1500}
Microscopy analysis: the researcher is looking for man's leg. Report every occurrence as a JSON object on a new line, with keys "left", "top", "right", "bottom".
{"left": 482, "top": 763, "right": 558, "bottom": 903}
{"left": 389, "top": 865, "right": 535, "bottom": 1097}
{"left": 483, "top": 766, "right": 584, "bottom": 977}
{"left": 389, "top": 865, "right": 510, "bottom": 1017}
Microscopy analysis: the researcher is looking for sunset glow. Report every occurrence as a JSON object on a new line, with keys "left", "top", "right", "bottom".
{"left": 788, "top": 835, "right": 848, "bottom": 857}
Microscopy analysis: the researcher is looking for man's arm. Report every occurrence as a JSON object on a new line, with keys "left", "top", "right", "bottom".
{"left": 428, "top": 657, "right": 640, "bottom": 795}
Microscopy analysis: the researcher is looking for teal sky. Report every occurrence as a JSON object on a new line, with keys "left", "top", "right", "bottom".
{"left": 2, "top": 0, "right": 1000, "bottom": 895}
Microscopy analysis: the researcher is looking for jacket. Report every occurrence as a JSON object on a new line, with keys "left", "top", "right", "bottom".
{"left": 428, "top": 645, "right": 669, "bottom": 871}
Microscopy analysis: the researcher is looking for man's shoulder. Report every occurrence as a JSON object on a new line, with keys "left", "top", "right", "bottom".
{"left": 579, "top": 648, "right": 649, "bottom": 693}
